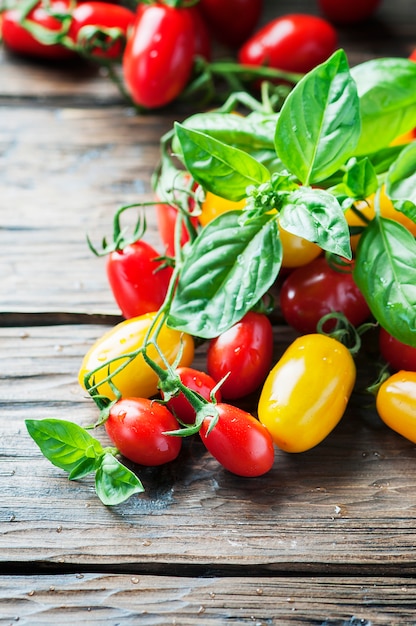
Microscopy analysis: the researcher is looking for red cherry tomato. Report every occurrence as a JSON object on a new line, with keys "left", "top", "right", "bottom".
{"left": 238, "top": 13, "right": 338, "bottom": 74}
{"left": 106, "top": 240, "right": 172, "bottom": 319}
{"left": 207, "top": 312, "right": 274, "bottom": 400}
{"left": 68, "top": 1, "right": 135, "bottom": 60}
{"left": 410, "top": 49, "right": 416, "bottom": 62}
{"left": 163, "top": 367, "right": 222, "bottom": 424}
{"left": 279, "top": 256, "right": 371, "bottom": 334}
{"left": 188, "top": 5, "right": 212, "bottom": 61}
{"left": 122, "top": 3, "right": 195, "bottom": 109}
{"left": 318, "top": 0, "right": 381, "bottom": 25}
{"left": 200, "top": 403, "right": 275, "bottom": 477}
{"left": 1, "top": 0, "right": 76, "bottom": 59}
{"left": 155, "top": 201, "right": 199, "bottom": 258}
{"left": 379, "top": 327, "right": 416, "bottom": 373}
{"left": 105, "top": 397, "right": 182, "bottom": 466}
{"left": 197, "top": 0, "right": 263, "bottom": 48}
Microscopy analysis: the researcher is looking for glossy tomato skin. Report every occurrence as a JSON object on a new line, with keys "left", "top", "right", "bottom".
{"left": 318, "top": 0, "right": 381, "bottom": 24}
{"left": 78, "top": 311, "right": 194, "bottom": 400}
{"left": 207, "top": 312, "right": 274, "bottom": 400}
{"left": 105, "top": 397, "right": 182, "bottom": 466}
{"left": 379, "top": 327, "right": 416, "bottom": 372}
{"left": 278, "top": 224, "right": 322, "bottom": 269}
{"left": 238, "top": 13, "right": 338, "bottom": 74}
{"left": 258, "top": 334, "right": 356, "bottom": 452}
{"left": 197, "top": 0, "right": 263, "bottom": 48}
{"left": 376, "top": 371, "right": 416, "bottom": 443}
{"left": 163, "top": 367, "right": 221, "bottom": 424}
{"left": 200, "top": 403, "right": 275, "bottom": 477}
{"left": 1, "top": 1, "right": 75, "bottom": 59}
{"left": 155, "top": 201, "right": 199, "bottom": 258}
{"left": 279, "top": 256, "right": 371, "bottom": 334}
{"left": 106, "top": 240, "right": 172, "bottom": 319}
{"left": 68, "top": 1, "right": 135, "bottom": 59}
{"left": 188, "top": 5, "right": 212, "bottom": 61}
{"left": 122, "top": 3, "right": 195, "bottom": 109}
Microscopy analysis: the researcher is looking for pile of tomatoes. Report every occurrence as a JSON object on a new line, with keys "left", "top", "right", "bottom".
{"left": 1, "top": 0, "right": 383, "bottom": 110}
{"left": 18, "top": 1, "right": 416, "bottom": 506}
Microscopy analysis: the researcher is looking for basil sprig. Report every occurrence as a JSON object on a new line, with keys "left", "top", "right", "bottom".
{"left": 25, "top": 419, "right": 144, "bottom": 506}
{"left": 165, "top": 49, "right": 416, "bottom": 345}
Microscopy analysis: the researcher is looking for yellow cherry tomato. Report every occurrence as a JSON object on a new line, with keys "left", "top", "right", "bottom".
{"left": 258, "top": 334, "right": 356, "bottom": 453}
{"left": 198, "top": 191, "right": 246, "bottom": 227}
{"left": 199, "top": 192, "right": 322, "bottom": 267}
{"left": 376, "top": 371, "right": 416, "bottom": 443}
{"left": 345, "top": 185, "right": 416, "bottom": 251}
{"left": 79, "top": 312, "right": 194, "bottom": 400}
{"left": 278, "top": 223, "right": 322, "bottom": 268}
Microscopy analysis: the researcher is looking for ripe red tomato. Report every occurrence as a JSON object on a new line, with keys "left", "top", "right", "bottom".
{"left": 318, "top": 0, "right": 381, "bottom": 25}
{"left": 1, "top": 0, "right": 76, "bottom": 59}
{"left": 279, "top": 256, "right": 371, "bottom": 334}
{"left": 379, "top": 327, "right": 416, "bottom": 373}
{"left": 106, "top": 240, "right": 172, "bottom": 319}
{"left": 155, "top": 201, "right": 199, "bottom": 258}
{"left": 200, "top": 403, "right": 275, "bottom": 477}
{"left": 410, "top": 49, "right": 416, "bottom": 62}
{"left": 122, "top": 3, "right": 195, "bottom": 109}
{"left": 187, "top": 6, "right": 212, "bottom": 61}
{"left": 207, "top": 312, "right": 274, "bottom": 400}
{"left": 68, "top": 1, "right": 135, "bottom": 60}
{"left": 238, "top": 13, "right": 338, "bottom": 74}
{"left": 105, "top": 397, "right": 182, "bottom": 466}
{"left": 162, "top": 367, "right": 222, "bottom": 424}
{"left": 197, "top": 0, "right": 263, "bottom": 48}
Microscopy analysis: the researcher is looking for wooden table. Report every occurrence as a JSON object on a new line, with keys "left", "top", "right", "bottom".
{"left": 1, "top": 1, "right": 416, "bottom": 623}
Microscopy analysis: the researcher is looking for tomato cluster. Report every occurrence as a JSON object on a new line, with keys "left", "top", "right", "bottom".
{"left": 1, "top": 0, "right": 342, "bottom": 109}
{"left": 21, "top": 4, "right": 416, "bottom": 507}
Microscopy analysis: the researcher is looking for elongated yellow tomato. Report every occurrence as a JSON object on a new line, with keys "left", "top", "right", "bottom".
{"left": 376, "top": 371, "right": 416, "bottom": 443}
{"left": 258, "top": 334, "right": 356, "bottom": 452}
{"left": 79, "top": 312, "right": 194, "bottom": 400}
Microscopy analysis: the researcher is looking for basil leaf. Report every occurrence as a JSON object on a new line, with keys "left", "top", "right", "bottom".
{"left": 279, "top": 187, "right": 352, "bottom": 259}
{"left": 386, "top": 141, "right": 416, "bottom": 220}
{"left": 95, "top": 453, "right": 144, "bottom": 506}
{"left": 173, "top": 111, "right": 277, "bottom": 153}
{"left": 353, "top": 217, "right": 416, "bottom": 347}
{"left": 352, "top": 58, "right": 416, "bottom": 155}
{"left": 275, "top": 49, "right": 360, "bottom": 185}
{"left": 25, "top": 418, "right": 103, "bottom": 476}
{"left": 174, "top": 122, "right": 270, "bottom": 201}
{"left": 168, "top": 211, "right": 281, "bottom": 338}
{"left": 343, "top": 158, "right": 378, "bottom": 199}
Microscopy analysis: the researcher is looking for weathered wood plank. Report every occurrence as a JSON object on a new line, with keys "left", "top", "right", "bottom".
{"left": 0, "top": 105, "right": 175, "bottom": 315}
{"left": 1, "top": 325, "right": 416, "bottom": 575}
{"left": 1, "top": 573, "right": 416, "bottom": 625}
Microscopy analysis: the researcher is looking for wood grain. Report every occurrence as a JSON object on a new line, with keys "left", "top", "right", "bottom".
{"left": 1, "top": 573, "right": 416, "bottom": 625}
{"left": 1, "top": 325, "right": 416, "bottom": 575}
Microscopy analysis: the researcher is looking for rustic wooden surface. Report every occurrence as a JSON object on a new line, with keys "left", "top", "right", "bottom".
{"left": 1, "top": 0, "right": 416, "bottom": 624}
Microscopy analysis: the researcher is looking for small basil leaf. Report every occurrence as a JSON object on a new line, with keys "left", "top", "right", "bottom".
{"left": 386, "top": 141, "right": 416, "bottom": 220}
{"left": 342, "top": 158, "right": 378, "bottom": 200}
{"left": 279, "top": 187, "right": 352, "bottom": 259}
{"left": 168, "top": 211, "right": 281, "bottom": 338}
{"left": 352, "top": 58, "right": 416, "bottom": 154}
{"left": 275, "top": 49, "right": 360, "bottom": 185}
{"left": 25, "top": 418, "right": 103, "bottom": 475}
{"left": 353, "top": 217, "right": 416, "bottom": 347}
{"left": 95, "top": 453, "right": 144, "bottom": 506}
{"left": 174, "top": 122, "right": 270, "bottom": 201}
